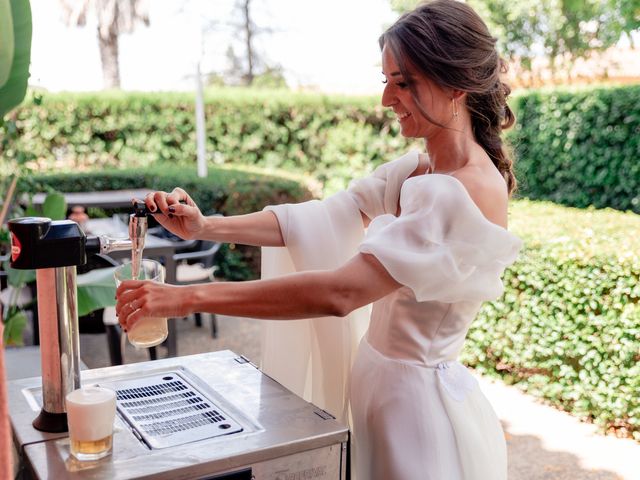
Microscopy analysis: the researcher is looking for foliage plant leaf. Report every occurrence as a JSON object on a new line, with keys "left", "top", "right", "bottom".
{"left": 0, "top": 0, "right": 15, "bottom": 86}
{"left": 3, "top": 309, "right": 26, "bottom": 346}
{"left": 24, "top": 204, "right": 38, "bottom": 217}
{"left": 0, "top": 0, "right": 32, "bottom": 118}
{"left": 41, "top": 192, "right": 67, "bottom": 220}
{"left": 2, "top": 260, "right": 35, "bottom": 288}
{"left": 76, "top": 266, "right": 117, "bottom": 317}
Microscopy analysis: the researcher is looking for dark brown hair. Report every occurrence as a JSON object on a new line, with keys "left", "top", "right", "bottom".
{"left": 379, "top": 0, "right": 517, "bottom": 194}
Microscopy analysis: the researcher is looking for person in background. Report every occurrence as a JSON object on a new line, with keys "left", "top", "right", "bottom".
{"left": 116, "top": 1, "right": 521, "bottom": 477}
{"left": 67, "top": 205, "right": 89, "bottom": 231}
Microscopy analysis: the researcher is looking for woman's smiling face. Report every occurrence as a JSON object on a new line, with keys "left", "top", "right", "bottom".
{"left": 380, "top": 44, "right": 453, "bottom": 140}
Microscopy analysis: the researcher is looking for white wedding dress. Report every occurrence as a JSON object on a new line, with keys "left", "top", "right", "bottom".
{"left": 260, "top": 151, "right": 522, "bottom": 479}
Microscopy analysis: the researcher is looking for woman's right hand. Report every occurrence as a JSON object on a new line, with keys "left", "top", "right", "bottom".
{"left": 144, "top": 187, "right": 206, "bottom": 240}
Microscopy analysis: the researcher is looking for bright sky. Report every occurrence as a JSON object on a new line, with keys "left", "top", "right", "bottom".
{"left": 29, "top": 0, "right": 398, "bottom": 94}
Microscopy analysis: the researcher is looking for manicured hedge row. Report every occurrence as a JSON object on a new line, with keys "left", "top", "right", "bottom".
{"left": 20, "top": 165, "right": 315, "bottom": 280}
{"left": 7, "top": 89, "right": 416, "bottom": 195}
{"left": 6, "top": 85, "right": 639, "bottom": 211}
{"left": 462, "top": 199, "right": 640, "bottom": 439}
{"left": 509, "top": 84, "right": 640, "bottom": 214}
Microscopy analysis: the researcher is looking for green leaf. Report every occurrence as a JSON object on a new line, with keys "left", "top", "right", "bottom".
{"left": 24, "top": 204, "right": 38, "bottom": 217}
{"left": 3, "top": 309, "right": 26, "bottom": 346}
{"left": 42, "top": 192, "right": 66, "bottom": 220}
{"left": 0, "top": 0, "right": 32, "bottom": 118}
{"left": 77, "top": 266, "right": 117, "bottom": 317}
{"left": 0, "top": 0, "right": 15, "bottom": 87}
{"left": 2, "top": 260, "right": 35, "bottom": 287}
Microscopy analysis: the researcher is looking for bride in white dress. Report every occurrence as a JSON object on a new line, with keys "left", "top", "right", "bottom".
{"left": 116, "top": 1, "right": 522, "bottom": 478}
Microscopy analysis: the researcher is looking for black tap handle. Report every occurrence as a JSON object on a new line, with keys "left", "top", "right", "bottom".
{"left": 133, "top": 201, "right": 150, "bottom": 217}
{"left": 133, "top": 200, "right": 187, "bottom": 217}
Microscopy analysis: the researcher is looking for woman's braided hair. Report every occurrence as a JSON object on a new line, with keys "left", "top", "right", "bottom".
{"left": 380, "top": 0, "right": 517, "bottom": 194}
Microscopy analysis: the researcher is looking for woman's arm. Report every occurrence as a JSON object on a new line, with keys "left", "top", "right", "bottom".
{"left": 115, "top": 252, "right": 401, "bottom": 330}
{"left": 146, "top": 187, "right": 374, "bottom": 247}
{"left": 199, "top": 210, "right": 284, "bottom": 247}
{"left": 145, "top": 188, "right": 285, "bottom": 247}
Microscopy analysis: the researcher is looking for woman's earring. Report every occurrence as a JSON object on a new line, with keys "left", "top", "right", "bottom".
{"left": 451, "top": 98, "right": 459, "bottom": 119}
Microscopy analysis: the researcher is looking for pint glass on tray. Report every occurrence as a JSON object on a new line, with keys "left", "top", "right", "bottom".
{"left": 114, "top": 259, "right": 167, "bottom": 348}
{"left": 66, "top": 386, "right": 117, "bottom": 461}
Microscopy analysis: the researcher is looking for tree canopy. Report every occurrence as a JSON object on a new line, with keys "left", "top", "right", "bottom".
{"left": 389, "top": 0, "right": 640, "bottom": 85}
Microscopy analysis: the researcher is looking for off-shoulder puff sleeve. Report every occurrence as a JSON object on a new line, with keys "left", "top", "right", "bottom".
{"left": 359, "top": 174, "right": 522, "bottom": 303}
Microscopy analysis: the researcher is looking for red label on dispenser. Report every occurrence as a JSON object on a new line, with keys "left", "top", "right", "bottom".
{"left": 10, "top": 233, "right": 21, "bottom": 262}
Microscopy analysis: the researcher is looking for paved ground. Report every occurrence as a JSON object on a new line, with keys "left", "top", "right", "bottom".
{"left": 79, "top": 314, "right": 640, "bottom": 480}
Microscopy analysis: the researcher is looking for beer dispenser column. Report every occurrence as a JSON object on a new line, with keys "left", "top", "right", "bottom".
{"left": 8, "top": 213, "right": 146, "bottom": 433}
{"left": 8, "top": 218, "right": 87, "bottom": 433}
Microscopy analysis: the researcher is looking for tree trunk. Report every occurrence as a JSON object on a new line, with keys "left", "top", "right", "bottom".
{"left": 242, "top": 0, "right": 254, "bottom": 86}
{"left": 98, "top": 29, "right": 120, "bottom": 89}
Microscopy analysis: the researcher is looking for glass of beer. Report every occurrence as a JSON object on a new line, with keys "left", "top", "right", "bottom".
{"left": 66, "top": 386, "right": 117, "bottom": 461}
{"left": 114, "top": 259, "right": 168, "bottom": 348}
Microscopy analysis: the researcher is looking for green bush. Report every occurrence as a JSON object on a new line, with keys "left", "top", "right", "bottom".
{"left": 20, "top": 164, "right": 315, "bottom": 280}
{"left": 6, "top": 89, "right": 417, "bottom": 195}
{"left": 462, "top": 199, "right": 640, "bottom": 439}
{"left": 509, "top": 84, "right": 640, "bottom": 213}
{"left": 8, "top": 85, "right": 638, "bottom": 209}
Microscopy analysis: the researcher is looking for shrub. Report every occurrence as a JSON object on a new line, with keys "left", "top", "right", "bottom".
{"left": 6, "top": 89, "right": 417, "bottom": 195}
{"left": 463, "top": 199, "right": 640, "bottom": 439}
{"left": 8, "top": 85, "right": 638, "bottom": 210}
{"left": 508, "top": 84, "right": 640, "bottom": 213}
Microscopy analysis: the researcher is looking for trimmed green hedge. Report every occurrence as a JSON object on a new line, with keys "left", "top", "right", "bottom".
{"left": 6, "top": 89, "right": 416, "bottom": 195}
{"left": 20, "top": 165, "right": 315, "bottom": 280}
{"left": 509, "top": 84, "right": 640, "bottom": 213}
{"left": 462, "top": 199, "right": 640, "bottom": 439}
{"left": 6, "top": 85, "right": 638, "bottom": 211}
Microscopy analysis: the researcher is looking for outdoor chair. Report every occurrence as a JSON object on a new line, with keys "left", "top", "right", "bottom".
{"left": 173, "top": 239, "right": 221, "bottom": 338}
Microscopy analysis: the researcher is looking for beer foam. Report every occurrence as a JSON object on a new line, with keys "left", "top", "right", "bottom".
{"left": 66, "top": 386, "right": 116, "bottom": 441}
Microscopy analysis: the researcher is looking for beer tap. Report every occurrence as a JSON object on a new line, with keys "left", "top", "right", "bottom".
{"left": 84, "top": 202, "right": 149, "bottom": 257}
{"left": 7, "top": 203, "right": 151, "bottom": 433}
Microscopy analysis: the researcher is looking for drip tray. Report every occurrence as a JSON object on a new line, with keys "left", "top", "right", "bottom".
{"left": 100, "top": 371, "right": 243, "bottom": 449}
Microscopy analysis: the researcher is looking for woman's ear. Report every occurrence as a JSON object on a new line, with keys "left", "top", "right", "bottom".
{"left": 451, "top": 89, "right": 466, "bottom": 101}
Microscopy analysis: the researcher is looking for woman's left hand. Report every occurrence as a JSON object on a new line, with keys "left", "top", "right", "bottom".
{"left": 115, "top": 281, "right": 189, "bottom": 331}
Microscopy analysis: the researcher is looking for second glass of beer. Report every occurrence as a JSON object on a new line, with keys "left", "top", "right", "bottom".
{"left": 66, "top": 386, "right": 117, "bottom": 461}
{"left": 114, "top": 259, "right": 168, "bottom": 348}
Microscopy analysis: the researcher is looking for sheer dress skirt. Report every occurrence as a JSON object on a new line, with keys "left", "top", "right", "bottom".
{"left": 350, "top": 337, "right": 507, "bottom": 480}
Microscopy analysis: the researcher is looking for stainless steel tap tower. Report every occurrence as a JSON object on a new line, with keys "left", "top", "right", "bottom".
{"left": 8, "top": 212, "right": 147, "bottom": 433}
